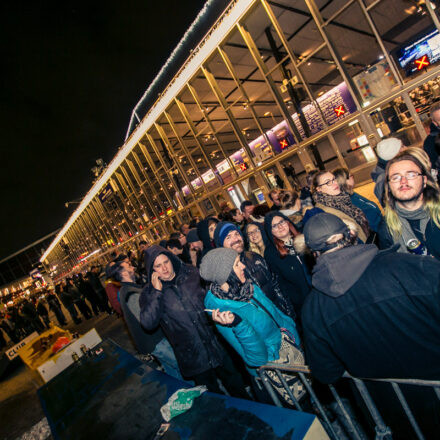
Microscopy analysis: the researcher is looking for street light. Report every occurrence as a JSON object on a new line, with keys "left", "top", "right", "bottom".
{"left": 65, "top": 198, "right": 83, "bottom": 208}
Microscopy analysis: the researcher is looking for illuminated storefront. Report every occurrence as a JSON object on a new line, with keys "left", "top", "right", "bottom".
{"left": 40, "top": 0, "right": 440, "bottom": 275}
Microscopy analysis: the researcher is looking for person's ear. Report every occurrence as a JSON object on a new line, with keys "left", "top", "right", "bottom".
{"left": 423, "top": 175, "right": 427, "bottom": 188}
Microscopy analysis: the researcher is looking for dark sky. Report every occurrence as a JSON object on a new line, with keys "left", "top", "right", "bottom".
{"left": 0, "top": 0, "right": 206, "bottom": 260}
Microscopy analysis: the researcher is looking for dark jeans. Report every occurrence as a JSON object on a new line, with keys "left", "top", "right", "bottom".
{"left": 75, "top": 299, "right": 92, "bottom": 319}
{"left": 64, "top": 304, "right": 81, "bottom": 324}
{"left": 51, "top": 306, "right": 67, "bottom": 326}
{"left": 40, "top": 315, "right": 50, "bottom": 328}
{"left": 191, "top": 354, "right": 250, "bottom": 400}
{"left": 86, "top": 297, "right": 101, "bottom": 315}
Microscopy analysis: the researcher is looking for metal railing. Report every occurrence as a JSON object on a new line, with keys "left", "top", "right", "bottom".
{"left": 258, "top": 363, "right": 440, "bottom": 440}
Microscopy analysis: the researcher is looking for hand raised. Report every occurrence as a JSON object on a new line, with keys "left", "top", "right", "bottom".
{"left": 211, "top": 309, "right": 235, "bottom": 325}
{"left": 151, "top": 272, "right": 162, "bottom": 291}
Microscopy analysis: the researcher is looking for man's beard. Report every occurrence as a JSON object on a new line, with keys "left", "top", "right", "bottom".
{"left": 231, "top": 240, "right": 244, "bottom": 253}
{"left": 394, "top": 185, "right": 424, "bottom": 204}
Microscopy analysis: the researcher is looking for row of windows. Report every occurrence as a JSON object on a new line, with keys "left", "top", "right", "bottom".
{"left": 44, "top": 0, "right": 440, "bottom": 274}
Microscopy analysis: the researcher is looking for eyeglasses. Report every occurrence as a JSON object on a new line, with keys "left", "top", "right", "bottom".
{"left": 317, "top": 177, "right": 336, "bottom": 187}
{"left": 247, "top": 230, "right": 261, "bottom": 238}
{"left": 388, "top": 171, "right": 423, "bottom": 183}
{"left": 272, "top": 219, "right": 287, "bottom": 230}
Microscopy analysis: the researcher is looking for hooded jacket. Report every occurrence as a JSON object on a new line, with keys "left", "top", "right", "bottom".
{"left": 205, "top": 283, "right": 300, "bottom": 375}
{"left": 264, "top": 211, "right": 311, "bottom": 315}
{"left": 243, "top": 221, "right": 268, "bottom": 256}
{"left": 119, "top": 281, "right": 164, "bottom": 355}
{"left": 301, "top": 244, "right": 440, "bottom": 384}
{"left": 197, "top": 217, "right": 218, "bottom": 253}
{"left": 139, "top": 245, "right": 224, "bottom": 377}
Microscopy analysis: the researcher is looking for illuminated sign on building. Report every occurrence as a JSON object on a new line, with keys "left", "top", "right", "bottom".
{"left": 98, "top": 183, "right": 114, "bottom": 203}
{"left": 415, "top": 55, "right": 430, "bottom": 70}
{"left": 334, "top": 105, "right": 346, "bottom": 117}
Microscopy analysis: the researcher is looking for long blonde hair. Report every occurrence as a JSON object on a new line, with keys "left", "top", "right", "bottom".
{"left": 248, "top": 240, "right": 265, "bottom": 257}
{"left": 384, "top": 152, "right": 440, "bottom": 240}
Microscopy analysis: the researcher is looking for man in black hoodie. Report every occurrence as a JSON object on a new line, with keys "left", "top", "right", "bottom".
{"left": 109, "top": 255, "right": 181, "bottom": 380}
{"left": 139, "top": 245, "right": 248, "bottom": 398}
{"left": 301, "top": 212, "right": 440, "bottom": 437}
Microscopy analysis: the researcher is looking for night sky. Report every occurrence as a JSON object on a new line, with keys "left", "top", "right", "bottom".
{"left": 1, "top": 0, "right": 206, "bottom": 260}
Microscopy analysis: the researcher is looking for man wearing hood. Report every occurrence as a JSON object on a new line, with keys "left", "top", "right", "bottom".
{"left": 301, "top": 212, "right": 440, "bottom": 382}
{"left": 213, "top": 221, "right": 294, "bottom": 317}
{"left": 109, "top": 255, "right": 181, "bottom": 380}
{"left": 186, "top": 228, "right": 204, "bottom": 268}
{"left": 301, "top": 212, "right": 440, "bottom": 436}
{"left": 139, "top": 245, "right": 248, "bottom": 397}
{"left": 196, "top": 217, "right": 218, "bottom": 252}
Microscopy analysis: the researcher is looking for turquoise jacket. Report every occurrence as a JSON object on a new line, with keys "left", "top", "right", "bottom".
{"left": 205, "top": 284, "right": 300, "bottom": 375}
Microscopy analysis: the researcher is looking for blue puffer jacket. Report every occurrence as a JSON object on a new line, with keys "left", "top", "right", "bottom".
{"left": 204, "top": 284, "right": 300, "bottom": 375}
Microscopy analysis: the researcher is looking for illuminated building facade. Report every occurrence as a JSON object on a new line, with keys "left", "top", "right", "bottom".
{"left": 41, "top": 0, "right": 440, "bottom": 276}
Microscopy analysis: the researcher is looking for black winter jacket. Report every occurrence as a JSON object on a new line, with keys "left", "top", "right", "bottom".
{"left": 119, "top": 282, "right": 164, "bottom": 355}
{"left": 140, "top": 246, "right": 224, "bottom": 377}
{"left": 302, "top": 244, "right": 440, "bottom": 384}
{"left": 241, "top": 250, "right": 294, "bottom": 318}
{"left": 376, "top": 216, "right": 440, "bottom": 260}
{"left": 264, "top": 211, "right": 311, "bottom": 315}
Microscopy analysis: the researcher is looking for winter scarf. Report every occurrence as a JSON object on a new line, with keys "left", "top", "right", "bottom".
{"left": 210, "top": 270, "right": 254, "bottom": 303}
{"left": 282, "top": 237, "right": 297, "bottom": 256}
{"left": 395, "top": 204, "right": 430, "bottom": 253}
{"left": 313, "top": 191, "right": 370, "bottom": 237}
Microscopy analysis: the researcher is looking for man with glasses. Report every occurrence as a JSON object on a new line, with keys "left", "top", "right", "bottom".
{"left": 371, "top": 137, "right": 406, "bottom": 206}
{"left": 379, "top": 151, "right": 440, "bottom": 258}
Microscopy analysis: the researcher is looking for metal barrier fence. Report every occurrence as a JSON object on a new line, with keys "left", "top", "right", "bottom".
{"left": 257, "top": 363, "right": 440, "bottom": 440}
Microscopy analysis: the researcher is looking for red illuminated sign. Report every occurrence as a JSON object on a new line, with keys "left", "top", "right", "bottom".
{"left": 334, "top": 105, "right": 346, "bottom": 117}
{"left": 279, "top": 139, "right": 288, "bottom": 149}
{"left": 415, "top": 55, "right": 430, "bottom": 70}
{"left": 240, "top": 163, "right": 248, "bottom": 171}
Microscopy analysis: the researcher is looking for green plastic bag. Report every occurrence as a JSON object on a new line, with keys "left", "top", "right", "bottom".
{"left": 160, "top": 385, "right": 207, "bottom": 422}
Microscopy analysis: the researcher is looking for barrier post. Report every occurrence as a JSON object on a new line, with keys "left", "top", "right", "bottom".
{"left": 352, "top": 378, "right": 392, "bottom": 440}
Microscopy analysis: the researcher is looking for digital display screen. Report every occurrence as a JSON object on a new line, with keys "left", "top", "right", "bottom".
{"left": 395, "top": 28, "right": 440, "bottom": 76}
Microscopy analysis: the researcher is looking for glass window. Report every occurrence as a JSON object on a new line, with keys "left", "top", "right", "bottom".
{"left": 323, "top": 2, "right": 399, "bottom": 104}
{"left": 331, "top": 122, "right": 377, "bottom": 173}
{"left": 279, "top": 153, "right": 307, "bottom": 188}
{"left": 372, "top": 95, "right": 424, "bottom": 148}
{"left": 369, "top": 0, "right": 436, "bottom": 83}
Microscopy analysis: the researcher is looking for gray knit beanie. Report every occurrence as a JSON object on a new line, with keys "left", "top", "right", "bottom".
{"left": 200, "top": 248, "right": 238, "bottom": 285}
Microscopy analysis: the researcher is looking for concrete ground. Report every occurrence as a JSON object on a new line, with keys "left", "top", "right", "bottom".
{"left": 0, "top": 311, "right": 136, "bottom": 440}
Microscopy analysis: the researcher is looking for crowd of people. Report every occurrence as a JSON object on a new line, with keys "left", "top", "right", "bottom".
{"left": 0, "top": 266, "right": 115, "bottom": 350}
{"left": 0, "top": 294, "right": 61, "bottom": 348}
{"left": 77, "top": 110, "right": 440, "bottom": 436}
{"left": 3, "top": 105, "right": 440, "bottom": 437}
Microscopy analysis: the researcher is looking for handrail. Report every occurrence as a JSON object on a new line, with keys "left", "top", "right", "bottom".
{"left": 257, "top": 363, "right": 439, "bottom": 440}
